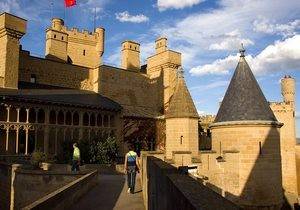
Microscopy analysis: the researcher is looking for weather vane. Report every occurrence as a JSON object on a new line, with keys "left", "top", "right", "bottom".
{"left": 239, "top": 43, "right": 245, "bottom": 57}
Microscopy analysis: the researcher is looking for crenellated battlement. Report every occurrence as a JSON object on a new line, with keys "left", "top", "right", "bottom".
{"left": 45, "top": 18, "right": 104, "bottom": 68}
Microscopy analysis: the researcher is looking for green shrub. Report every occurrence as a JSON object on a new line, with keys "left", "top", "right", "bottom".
{"left": 30, "top": 150, "right": 46, "bottom": 167}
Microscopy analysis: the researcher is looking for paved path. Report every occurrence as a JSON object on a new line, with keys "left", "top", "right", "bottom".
{"left": 71, "top": 174, "right": 145, "bottom": 210}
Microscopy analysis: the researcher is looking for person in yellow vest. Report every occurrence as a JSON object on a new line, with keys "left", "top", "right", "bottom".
{"left": 124, "top": 145, "right": 140, "bottom": 194}
{"left": 72, "top": 143, "right": 80, "bottom": 172}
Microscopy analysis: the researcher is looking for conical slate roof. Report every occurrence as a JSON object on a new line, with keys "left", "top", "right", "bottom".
{"left": 165, "top": 75, "right": 199, "bottom": 119}
{"left": 214, "top": 53, "right": 277, "bottom": 123}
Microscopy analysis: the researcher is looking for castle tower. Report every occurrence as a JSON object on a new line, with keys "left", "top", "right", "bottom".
{"left": 121, "top": 40, "right": 140, "bottom": 71}
{"left": 270, "top": 75, "right": 298, "bottom": 205}
{"left": 0, "top": 13, "right": 27, "bottom": 89}
{"left": 147, "top": 37, "right": 181, "bottom": 113}
{"left": 45, "top": 18, "right": 68, "bottom": 62}
{"left": 165, "top": 67, "right": 199, "bottom": 162}
{"left": 281, "top": 75, "right": 295, "bottom": 105}
{"left": 155, "top": 37, "right": 167, "bottom": 54}
{"left": 45, "top": 18, "right": 105, "bottom": 68}
{"left": 210, "top": 49, "right": 283, "bottom": 208}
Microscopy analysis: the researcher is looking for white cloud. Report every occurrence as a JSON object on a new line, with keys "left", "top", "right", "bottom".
{"left": 253, "top": 18, "right": 300, "bottom": 38}
{"left": 153, "top": 0, "right": 300, "bottom": 68}
{"left": 157, "top": 0, "right": 204, "bottom": 11}
{"left": 191, "top": 80, "right": 229, "bottom": 91}
{"left": 190, "top": 55, "right": 238, "bottom": 76}
{"left": 116, "top": 11, "right": 149, "bottom": 23}
{"left": 209, "top": 30, "right": 254, "bottom": 51}
{"left": 197, "top": 110, "right": 205, "bottom": 116}
{"left": 189, "top": 35, "right": 300, "bottom": 76}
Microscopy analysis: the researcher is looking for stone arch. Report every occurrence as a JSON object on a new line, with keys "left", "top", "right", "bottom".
{"left": 9, "top": 107, "right": 17, "bottom": 122}
{"left": 29, "top": 108, "right": 36, "bottom": 123}
{"left": 83, "top": 113, "right": 89, "bottom": 126}
{"left": 103, "top": 115, "right": 109, "bottom": 127}
{"left": 0, "top": 104, "right": 7, "bottom": 121}
{"left": 37, "top": 109, "right": 45, "bottom": 123}
{"left": 19, "top": 107, "right": 27, "bottom": 122}
{"left": 90, "top": 113, "right": 96, "bottom": 126}
{"left": 73, "top": 112, "right": 79, "bottom": 125}
{"left": 110, "top": 115, "right": 115, "bottom": 127}
{"left": 97, "top": 114, "right": 102, "bottom": 127}
{"left": 66, "top": 111, "right": 72, "bottom": 125}
{"left": 57, "top": 110, "right": 64, "bottom": 125}
{"left": 49, "top": 110, "right": 56, "bottom": 124}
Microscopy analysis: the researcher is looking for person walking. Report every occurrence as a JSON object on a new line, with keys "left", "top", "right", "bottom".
{"left": 124, "top": 145, "right": 140, "bottom": 194}
{"left": 72, "top": 143, "right": 80, "bottom": 172}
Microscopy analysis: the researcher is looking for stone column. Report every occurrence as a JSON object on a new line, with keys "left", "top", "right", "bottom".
{"left": 25, "top": 128, "right": 29, "bottom": 155}
{"left": 79, "top": 111, "right": 83, "bottom": 140}
{"left": 6, "top": 106, "right": 10, "bottom": 122}
{"left": 15, "top": 108, "right": 20, "bottom": 154}
{"left": 44, "top": 109, "right": 50, "bottom": 155}
{"left": 55, "top": 128, "right": 58, "bottom": 155}
{"left": 26, "top": 108, "right": 29, "bottom": 123}
{"left": 25, "top": 108, "right": 30, "bottom": 154}
{"left": 5, "top": 128, "right": 9, "bottom": 152}
{"left": 15, "top": 128, "right": 19, "bottom": 154}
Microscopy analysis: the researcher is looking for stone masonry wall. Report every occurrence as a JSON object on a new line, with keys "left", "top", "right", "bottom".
{"left": 19, "top": 51, "right": 93, "bottom": 90}
{"left": 98, "top": 65, "right": 160, "bottom": 115}
{"left": 13, "top": 168, "right": 83, "bottom": 209}
{"left": 210, "top": 125, "right": 283, "bottom": 208}
{"left": 165, "top": 118, "right": 198, "bottom": 159}
{"left": 144, "top": 156, "right": 240, "bottom": 210}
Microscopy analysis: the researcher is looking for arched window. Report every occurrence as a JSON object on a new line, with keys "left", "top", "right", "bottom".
{"left": 9, "top": 107, "right": 17, "bottom": 122}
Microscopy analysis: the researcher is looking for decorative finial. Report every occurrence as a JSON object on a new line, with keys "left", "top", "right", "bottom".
{"left": 239, "top": 43, "right": 245, "bottom": 57}
{"left": 177, "top": 66, "right": 184, "bottom": 78}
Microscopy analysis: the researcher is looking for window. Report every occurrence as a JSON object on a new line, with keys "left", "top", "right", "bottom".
{"left": 83, "top": 50, "right": 86, "bottom": 56}
{"left": 54, "top": 34, "right": 56, "bottom": 38}
{"left": 30, "top": 74, "right": 36, "bottom": 83}
{"left": 62, "top": 36, "right": 64, "bottom": 40}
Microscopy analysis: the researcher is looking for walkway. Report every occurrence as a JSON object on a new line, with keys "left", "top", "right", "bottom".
{"left": 70, "top": 173, "right": 145, "bottom": 210}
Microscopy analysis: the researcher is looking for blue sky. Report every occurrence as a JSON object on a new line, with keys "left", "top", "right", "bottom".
{"left": 1, "top": 0, "right": 300, "bottom": 137}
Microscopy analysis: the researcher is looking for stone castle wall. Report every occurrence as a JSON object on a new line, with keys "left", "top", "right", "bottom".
{"left": 19, "top": 50, "right": 94, "bottom": 90}
{"left": 165, "top": 118, "right": 198, "bottom": 159}
{"left": 270, "top": 102, "right": 298, "bottom": 198}
{"left": 204, "top": 124, "right": 283, "bottom": 208}
{"left": 98, "top": 65, "right": 160, "bottom": 115}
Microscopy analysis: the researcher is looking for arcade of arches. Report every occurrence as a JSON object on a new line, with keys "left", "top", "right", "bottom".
{"left": 0, "top": 102, "right": 121, "bottom": 157}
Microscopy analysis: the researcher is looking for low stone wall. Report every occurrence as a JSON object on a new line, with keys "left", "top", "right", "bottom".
{"left": 143, "top": 155, "right": 240, "bottom": 210}
{"left": 0, "top": 162, "right": 12, "bottom": 210}
{"left": 22, "top": 170, "right": 98, "bottom": 210}
{"left": 13, "top": 168, "right": 86, "bottom": 209}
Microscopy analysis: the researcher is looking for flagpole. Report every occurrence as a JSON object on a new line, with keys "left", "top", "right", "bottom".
{"left": 94, "top": 7, "right": 96, "bottom": 32}
{"left": 51, "top": 0, "right": 54, "bottom": 18}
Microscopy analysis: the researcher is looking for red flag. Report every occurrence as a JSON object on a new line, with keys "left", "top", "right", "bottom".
{"left": 65, "top": 0, "right": 76, "bottom": 7}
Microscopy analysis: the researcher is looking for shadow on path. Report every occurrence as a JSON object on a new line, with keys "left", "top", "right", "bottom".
{"left": 70, "top": 174, "right": 145, "bottom": 210}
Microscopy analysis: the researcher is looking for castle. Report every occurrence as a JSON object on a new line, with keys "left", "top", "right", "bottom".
{"left": 0, "top": 12, "right": 299, "bottom": 209}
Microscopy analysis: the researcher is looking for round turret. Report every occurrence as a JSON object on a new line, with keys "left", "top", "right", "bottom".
{"left": 95, "top": 27, "right": 105, "bottom": 56}
{"left": 52, "top": 18, "right": 64, "bottom": 31}
{"left": 281, "top": 75, "right": 295, "bottom": 103}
